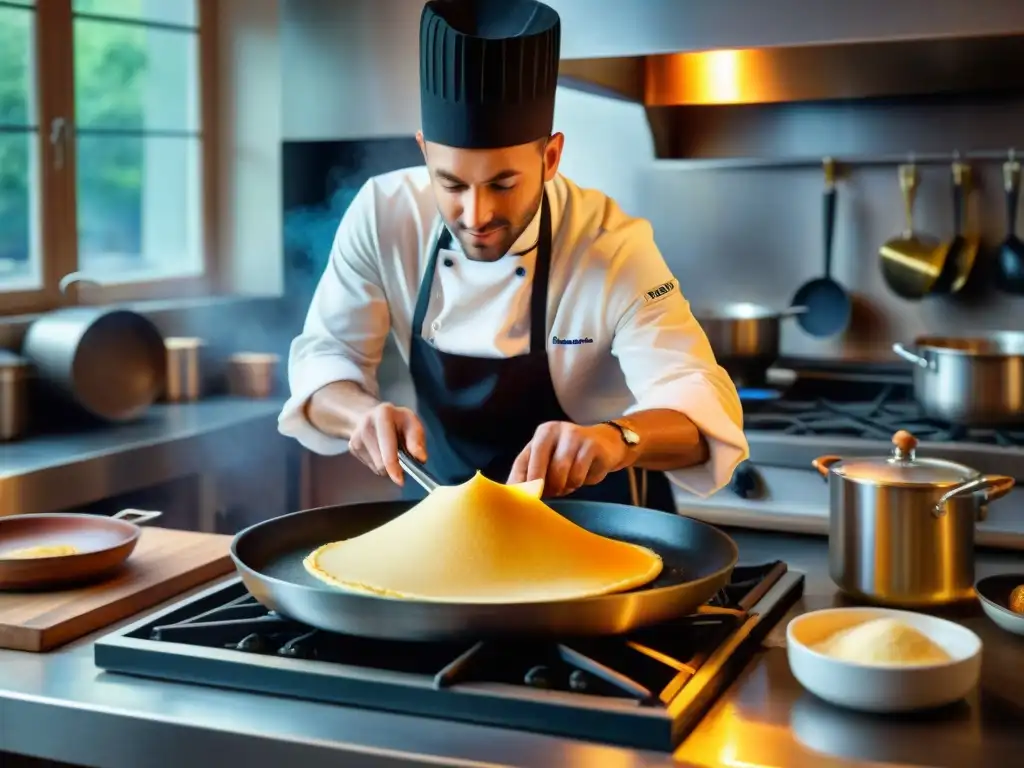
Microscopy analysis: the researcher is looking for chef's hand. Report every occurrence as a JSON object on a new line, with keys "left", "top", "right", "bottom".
{"left": 348, "top": 403, "right": 427, "bottom": 486}
{"left": 507, "top": 421, "right": 629, "bottom": 497}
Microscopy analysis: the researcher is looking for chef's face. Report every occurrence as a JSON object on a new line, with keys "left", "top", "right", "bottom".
{"left": 417, "top": 132, "right": 564, "bottom": 262}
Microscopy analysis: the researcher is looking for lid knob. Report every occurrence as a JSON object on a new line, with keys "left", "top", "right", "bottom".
{"left": 892, "top": 430, "right": 918, "bottom": 460}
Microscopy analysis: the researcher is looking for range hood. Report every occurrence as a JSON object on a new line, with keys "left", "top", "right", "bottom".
{"left": 558, "top": 34, "right": 1024, "bottom": 108}
{"left": 546, "top": 0, "right": 1024, "bottom": 162}
{"left": 547, "top": 0, "right": 1024, "bottom": 61}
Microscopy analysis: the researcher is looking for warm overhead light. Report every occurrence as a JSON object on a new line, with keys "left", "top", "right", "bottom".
{"left": 646, "top": 48, "right": 776, "bottom": 106}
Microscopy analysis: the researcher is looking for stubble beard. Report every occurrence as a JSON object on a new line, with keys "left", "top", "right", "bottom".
{"left": 452, "top": 181, "right": 545, "bottom": 263}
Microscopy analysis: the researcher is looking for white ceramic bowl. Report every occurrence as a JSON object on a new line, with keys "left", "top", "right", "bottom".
{"left": 786, "top": 607, "right": 982, "bottom": 713}
{"left": 975, "top": 574, "right": 1024, "bottom": 637}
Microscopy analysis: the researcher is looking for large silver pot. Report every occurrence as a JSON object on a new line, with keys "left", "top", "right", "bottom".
{"left": 694, "top": 303, "right": 806, "bottom": 386}
{"left": 813, "top": 430, "right": 1015, "bottom": 607}
{"left": 22, "top": 307, "right": 167, "bottom": 422}
{"left": 892, "top": 331, "right": 1024, "bottom": 426}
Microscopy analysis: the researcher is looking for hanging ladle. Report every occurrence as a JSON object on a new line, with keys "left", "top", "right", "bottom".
{"left": 995, "top": 150, "right": 1024, "bottom": 294}
{"left": 879, "top": 162, "right": 947, "bottom": 300}
{"left": 790, "top": 157, "right": 851, "bottom": 337}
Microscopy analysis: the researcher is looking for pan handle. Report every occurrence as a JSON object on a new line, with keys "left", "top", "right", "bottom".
{"left": 779, "top": 305, "right": 809, "bottom": 318}
{"left": 397, "top": 450, "right": 439, "bottom": 493}
{"left": 112, "top": 509, "right": 163, "bottom": 526}
{"left": 823, "top": 157, "right": 837, "bottom": 279}
{"left": 892, "top": 342, "right": 934, "bottom": 370}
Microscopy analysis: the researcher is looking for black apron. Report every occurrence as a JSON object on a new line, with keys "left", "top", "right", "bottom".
{"left": 404, "top": 193, "right": 676, "bottom": 513}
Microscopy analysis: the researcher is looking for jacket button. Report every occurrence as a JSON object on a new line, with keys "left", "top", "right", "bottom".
{"left": 444, "top": 258, "right": 454, "bottom": 267}
{"left": 515, "top": 266, "right": 526, "bottom": 277}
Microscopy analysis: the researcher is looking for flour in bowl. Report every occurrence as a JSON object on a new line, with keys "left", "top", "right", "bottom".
{"left": 812, "top": 618, "right": 952, "bottom": 665}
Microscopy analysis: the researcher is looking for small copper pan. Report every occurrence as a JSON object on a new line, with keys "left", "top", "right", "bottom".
{"left": 0, "top": 509, "right": 162, "bottom": 590}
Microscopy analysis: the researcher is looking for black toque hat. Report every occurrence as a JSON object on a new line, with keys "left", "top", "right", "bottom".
{"left": 419, "top": 0, "right": 561, "bottom": 149}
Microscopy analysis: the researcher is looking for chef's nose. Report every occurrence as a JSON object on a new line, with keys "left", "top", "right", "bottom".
{"left": 461, "top": 189, "right": 494, "bottom": 230}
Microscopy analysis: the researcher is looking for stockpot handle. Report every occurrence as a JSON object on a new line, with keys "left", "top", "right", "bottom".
{"left": 933, "top": 475, "right": 1015, "bottom": 518}
{"left": 892, "top": 342, "right": 935, "bottom": 370}
{"left": 812, "top": 455, "right": 842, "bottom": 480}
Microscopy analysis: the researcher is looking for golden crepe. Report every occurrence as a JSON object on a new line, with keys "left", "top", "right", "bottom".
{"left": 1, "top": 544, "right": 80, "bottom": 560}
{"left": 812, "top": 618, "right": 952, "bottom": 666}
{"left": 304, "top": 472, "right": 663, "bottom": 603}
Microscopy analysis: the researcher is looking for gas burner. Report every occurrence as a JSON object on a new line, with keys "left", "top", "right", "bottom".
{"left": 744, "top": 385, "right": 1024, "bottom": 447}
{"left": 95, "top": 563, "right": 805, "bottom": 751}
{"left": 738, "top": 387, "right": 784, "bottom": 403}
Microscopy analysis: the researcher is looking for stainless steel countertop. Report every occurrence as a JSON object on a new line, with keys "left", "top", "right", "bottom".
{"left": 0, "top": 397, "right": 285, "bottom": 517}
{"left": 2, "top": 530, "right": 1022, "bottom": 768}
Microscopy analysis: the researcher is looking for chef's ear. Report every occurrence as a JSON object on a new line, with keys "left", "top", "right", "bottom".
{"left": 541, "top": 133, "right": 564, "bottom": 181}
{"left": 416, "top": 131, "right": 427, "bottom": 160}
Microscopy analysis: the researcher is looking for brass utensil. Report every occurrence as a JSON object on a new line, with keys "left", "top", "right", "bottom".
{"left": 879, "top": 163, "right": 947, "bottom": 300}
{"left": 933, "top": 160, "right": 979, "bottom": 295}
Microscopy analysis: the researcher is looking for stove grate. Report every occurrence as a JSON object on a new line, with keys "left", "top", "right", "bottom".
{"left": 745, "top": 385, "right": 1024, "bottom": 445}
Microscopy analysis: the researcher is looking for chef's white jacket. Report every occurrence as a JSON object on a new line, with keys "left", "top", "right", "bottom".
{"left": 280, "top": 166, "right": 748, "bottom": 498}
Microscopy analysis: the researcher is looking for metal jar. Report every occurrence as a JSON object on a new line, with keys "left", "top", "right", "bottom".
{"left": 164, "top": 337, "right": 205, "bottom": 402}
{"left": 892, "top": 331, "right": 1024, "bottom": 426}
{"left": 21, "top": 307, "right": 167, "bottom": 422}
{"left": 694, "top": 303, "right": 806, "bottom": 387}
{"left": 813, "top": 430, "right": 1015, "bottom": 607}
{"left": 0, "top": 350, "right": 31, "bottom": 441}
{"left": 227, "top": 353, "right": 279, "bottom": 398}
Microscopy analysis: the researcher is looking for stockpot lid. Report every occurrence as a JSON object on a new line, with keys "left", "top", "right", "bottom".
{"left": 830, "top": 431, "right": 979, "bottom": 487}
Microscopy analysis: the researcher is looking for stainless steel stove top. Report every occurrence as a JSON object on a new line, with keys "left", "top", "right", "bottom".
{"left": 94, "top": 563, "right": 805, "bottom": 751}
{"left": 674, "top": 359, "right": 1024, "bottom": 551}
{"left": 743, "top": 382, "right": 1023, "bottom": 447}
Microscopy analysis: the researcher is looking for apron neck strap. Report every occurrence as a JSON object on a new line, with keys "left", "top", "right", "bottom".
{"left": 528, "top": 192, "right": 553, "bottom": 353}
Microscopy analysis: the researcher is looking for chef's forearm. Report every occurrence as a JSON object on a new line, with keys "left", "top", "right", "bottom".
{"left": 305, "top": 380, "right": 381, "bottom": 438}
{"left": 612, "top": 409, "right": 710, "bottom": 472}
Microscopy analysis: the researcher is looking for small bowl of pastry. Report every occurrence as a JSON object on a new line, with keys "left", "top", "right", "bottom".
{"left": 786, "top": 607, "right": 982, "bottom": 713}
{"left": 975, "top": 574, "right": 1024, "bottom": 637}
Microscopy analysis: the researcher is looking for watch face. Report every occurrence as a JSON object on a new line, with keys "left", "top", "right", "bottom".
{"left": 622, "top": 427, "right": 640, "bottom": 445}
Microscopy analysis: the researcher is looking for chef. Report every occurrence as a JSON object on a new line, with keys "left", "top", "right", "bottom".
{"left": 278, "top": 0, "right": 748, "bottom": 511}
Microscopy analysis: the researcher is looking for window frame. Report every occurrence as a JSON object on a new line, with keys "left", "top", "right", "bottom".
{"left": 0, "top": 0, "right": 220, "bottom": 316}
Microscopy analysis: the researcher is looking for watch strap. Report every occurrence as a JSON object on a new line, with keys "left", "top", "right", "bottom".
{"left": 602, "top": 419, "right": 639, "bottom": 446}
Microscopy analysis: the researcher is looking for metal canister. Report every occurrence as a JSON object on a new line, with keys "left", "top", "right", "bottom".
{"left": 164, "top": 337, "right": 205, "bottom": 402}
{"left": 0, "top": 350, "right": 31, "bottom": 441}
{"left": 21, "top": 306, "right": 166, "bottom": 422}
{"left": 227, "top": 353, "right": 280, "bottom": 399}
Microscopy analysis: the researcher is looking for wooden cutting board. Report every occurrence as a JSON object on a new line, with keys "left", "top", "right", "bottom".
{"left": 0, "top": 527, "right": 235, "bottom": 652}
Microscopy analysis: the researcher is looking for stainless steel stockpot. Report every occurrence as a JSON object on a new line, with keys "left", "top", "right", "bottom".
{"left": 813, "top": 430, "right": 1015, "bottom": 607}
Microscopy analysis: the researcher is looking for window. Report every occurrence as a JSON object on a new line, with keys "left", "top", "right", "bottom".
{"left": 0, "top": 0, "right": 216, "bottom": 315}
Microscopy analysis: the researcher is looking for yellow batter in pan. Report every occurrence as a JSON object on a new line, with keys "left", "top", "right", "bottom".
{"left": 0, "top": 544, "right": 80, "bottom": 560}
{"left": 303, "top": 472, "right": 663, "bottom": 603}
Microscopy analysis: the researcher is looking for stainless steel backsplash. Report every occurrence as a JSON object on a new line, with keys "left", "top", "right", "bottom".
{"left": 640, "top": 161, "right": 1023, "bottom": 360}
{"left": 553, "top": 88, "right": 1024, "bottom": 363}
